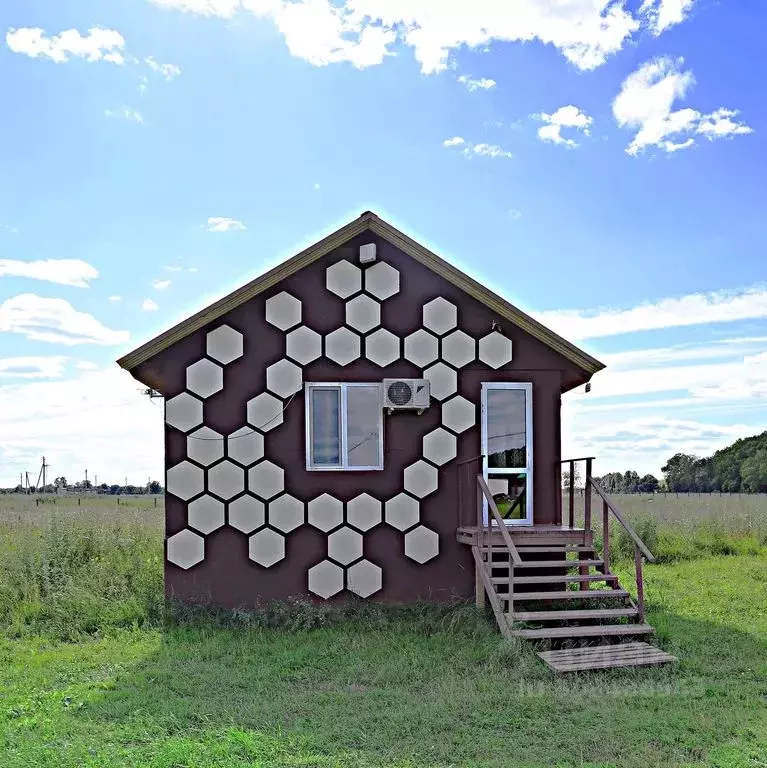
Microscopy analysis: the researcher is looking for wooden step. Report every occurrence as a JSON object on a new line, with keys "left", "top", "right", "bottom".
{"left": 537, "top": 642, "right": 677, "bottom": 672}
{"left": 510, "top": 608, "right": 638, "bottom": 621}
{"left": 510, "top": 623, "right": 654, "bottom": 640}
{"left": 513, "top": 574, "right": 618, "bottom": 585}
{"left": 513, "top": 559, "right": 604, "bottom": 569}
{"left": 510, "top": 589, "right": 630, "bottom": 601}
{"left": 515, "top": 546, "right": 595, "bottom": 553}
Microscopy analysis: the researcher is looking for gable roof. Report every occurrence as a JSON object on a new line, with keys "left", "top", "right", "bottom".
{"left": 117, "top": 211, "right": 604, "bottom": 377}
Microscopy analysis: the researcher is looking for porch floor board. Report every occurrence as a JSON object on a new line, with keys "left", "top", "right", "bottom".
{"left": 537, "top": 642, "right": 677, "bottom": 672}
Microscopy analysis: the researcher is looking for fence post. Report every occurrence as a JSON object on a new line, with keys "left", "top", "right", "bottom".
{"left": 568, "top": 460, "right": 575, "bottom": 529}
{"left": 635, "top": 546, "right": 645, "bottom": 621}
{"left": 602, "top": 499, "right": 610, "bottom": 574}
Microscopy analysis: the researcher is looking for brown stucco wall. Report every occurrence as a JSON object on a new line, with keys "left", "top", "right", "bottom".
{"left": 134, "top": 231, "right": 587, "bottom": 608}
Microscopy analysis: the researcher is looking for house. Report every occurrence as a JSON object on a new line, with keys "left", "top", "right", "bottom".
{"left": 119, "top": 212, "right": 671, "bottom": 671}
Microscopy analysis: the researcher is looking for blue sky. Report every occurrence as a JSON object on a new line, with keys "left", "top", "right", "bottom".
{"left": 1, "top": 0, "right": 765, "bottom": 486}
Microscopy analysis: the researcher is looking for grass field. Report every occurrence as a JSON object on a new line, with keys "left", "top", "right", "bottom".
{"left": 1, "top": 493, "right": 766, "bottom": 767}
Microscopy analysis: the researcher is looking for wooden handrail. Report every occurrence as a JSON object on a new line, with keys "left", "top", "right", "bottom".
{"left": 476, "top": 474, "right": 523, "bottom": 566}
{"left": 588, "top": 476, "right": 655, "bottom": 562}
{"left": 559, "top": 456, "right": 596, "bottom": 464}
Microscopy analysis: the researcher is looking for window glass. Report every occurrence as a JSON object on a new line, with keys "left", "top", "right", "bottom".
{"left": 487, "top": 389, "right": 527, "bottom": 469}
{"left": 311, "top": 387, "right": 341, "bottom": 466}
{"left": 346, "top": 385, "right": 381, "bottom": 468}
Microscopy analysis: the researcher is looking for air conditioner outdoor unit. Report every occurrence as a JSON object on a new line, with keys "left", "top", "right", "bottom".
{"left": 382, "top": 378, "right": 431, "bottom": 411}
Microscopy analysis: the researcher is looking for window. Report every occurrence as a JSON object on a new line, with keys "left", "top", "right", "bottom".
{"left": 305, "top": 383, "right": 384, "bottom": 470}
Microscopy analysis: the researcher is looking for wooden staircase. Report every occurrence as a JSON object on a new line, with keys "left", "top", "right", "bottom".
{"left": 457, "top": 471, "right": 677, "bottom": 672}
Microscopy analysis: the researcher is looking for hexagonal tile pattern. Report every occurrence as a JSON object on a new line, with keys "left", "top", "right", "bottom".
{"left": 268, "top": 494, "right": 304, "bottom": 533}
{"left": 441, "top": 330, "right": 475, "bottom": 369}
{"left": 248, "top": 528, "right": 285, "bottom": 568}
{"left": 167, "top": 529, "right": 205, "bottom": 569}
{"left": 227, "top": 427, "right": 264, "bottom": 466}
{"left": 308, "top": 559, "right": 344, "bottom": 599}
{"left": 308, "top": 493, "right": 343, "bottom": 532}
{"left": 345, "top": 294, "right": 381, "bottom": 333}
{"left": 384, "top": 493, "right": 420, "bottom": 531}
{"left": 265, "top": 359, "right": 302, "bottom": 398}
{"left": 441, "top": 395, "right": 476, "bottom": 434}
{"left": 165, "top": 392, "right": 203, "bottom": 433}
{"left": 207, "top": 460, "right": 245, "bottom": 501}
{"left": 347, "top": 560, "right": 382, "bottom": 598}
{"left": 328, "top": 526, "right": 363, "bottom": 565}
{"left": 186, "top": 358, "right": 224, "bottom": 399}
{"left": 187, "top": 427, "right": 224, "bottom": 467}
{"left": 265, "top": 291, "right": 301, "bottom": 330}
{"left": 347, "top": 493, "right": 382, "bottom": 531}
{"left": 325, "top": 327, "right": 360, "bottom": 365}
{"left": 286, "top": 326, "right": 321, "bottom": 365}
{"left": 248, "top": 460, "right": 284, "bottom": 500}
{"left": 206, "top": 325, "right": 243, "bottom": 365}
{"left": 403, "top": 460, "right": 439, "bottom": 499}
{"left": 404, "top": 329, "right": 438, "bottom": 368}
{"left": 166, "top": 460, "right": 204, "bottom": 501}
{"left": 478, "top": 331, "right": 513, "bottom": 369}
{"left": 404, "top": 526, "right": 439, "bottom": 564}
{"left": 423, "top": 362, "right": 457, "bottom": 401}
{"left": 188, "top": 494, "right": 225, "bottom": 534}
{"left": 422, "top": 297, "right": 457, "bottom": 335}
{"left": 228, "top": 495, "right": 266, "bottom": 533}
{"left": 365, "top": 328, "right": 400, "bottom": 367}
{"left": 422, "top": 428, "right": 457, "bottom": 467}
{"left": 326, "top": 259, "right": 361, "bottom": 298}
{"left": 364, "top": 261, "right": 399, "bottom": 300}
{"left": 246, "top": 392, "right": 283, "bottom": 432}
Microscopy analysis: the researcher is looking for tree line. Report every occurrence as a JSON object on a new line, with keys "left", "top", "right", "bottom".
{"left": 5, "top": 478, "right": 163, "bottom": 495}
{"left": 569, "top": 431, "right": 767, "bottom": 494}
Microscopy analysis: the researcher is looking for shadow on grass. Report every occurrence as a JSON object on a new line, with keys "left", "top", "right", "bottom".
{"left": 74, "top": 603, "right": 767, "bottom": 768}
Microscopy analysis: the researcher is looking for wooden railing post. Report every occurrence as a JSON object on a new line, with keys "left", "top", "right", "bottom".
{"left": 584, "top": 458, "right": 593, "bottom": 532}
{"left": 635, "top": 546, "right": 645, "bottom": 621}
{"left": 476, "top": 477, "right": 485, "bottom": 609}
{"left": 568, "top": 460, "right": 575, "bottom": 529}
{"left": 602, "top": 498, "right": 610, "bottom": 575}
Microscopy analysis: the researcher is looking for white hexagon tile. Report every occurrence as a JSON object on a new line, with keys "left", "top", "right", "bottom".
{"left": 422, "top": 298, "right": 457, "bottom": 336}
{"left": 308, "top": 493, "right": 343, "bottom": 532}
{"left": 404, "top": 329, "right": 438, "bottom": 368}
{"left": 384, "top": 493, "right": 420, "bottom": 531}
{"left": 328, "top": 526, "right": 363, "bottom": 565}
{"left": 345, "top": 294, "right": 381, "bottom": 333}
{"left": 364, "top": 262, "right": 399, "bottom": 300}
{"left": 441, "top": 330, "right": 475, "bottom": 368}
{"left": 364, "top": 328, "right": 400, "bottom": 367}
{"left": 347, "top": 560, "right": 382, "bottom": 598}
{"left": 167, "top": 529, "right": 205, "bottom": 570}
{"left": 268, "top": 494, "right": 304, "bottom": 533}
{"left": 422, "top": 428, "right": 457, "bottom": 467}
{"left": 423, "top": 362, "right": 457, "bottom": 401}
{"left": 226, "top": 427, "right": 264, "bottom": 466}
{"left": 403, "top": 460, "right": 439, "bottom": 499}
{"left": 441, "top": 395, "right": 476, "bottom": 434}
{"left": 187, "top": 427, "right": 224, "bottom": 467}
{"left": 265, "top": 359, "right": 303, "bottom": 398}
{"left": 404, "top": 526, "right": 439, "bottom": 564}
{"left": 188, "top": 495, "right": 225, "bottom": 534}
{"left": 265, "top": 291, "right": 302, "bottom": 330}
{"left": 166, "top": 461, "right": 204, "bottom": 501}
{"left": 165, "top": 393, "right": 203, "bottom": 433}
{"left": 308, "top": 559, "right": 344, "bottom": 598}
{"left": 186, "top": 359, "right": 223, "bottom": 399}
{"left": 208, "top": 460, "right": 245, "bottom": 500}
{"left": 206, "top": 325, "right": 243, "bottom": 365}
{"left": 246, "top": 393, "right": 284, "bottom": 432}
{"left": 478, "top": 331, "right": 513, "bottom": 369}
{"left": 325, "top": 327, "right": 361, "bottom": 365}
{"left": 248, "top": 461, "right": 285, "bottom": 500}
{"left": 228, "top": 495, "right": 266, "bottom": 533}
{"left": 286, "top": 326, "right": 322, "bottom": 365}
{"left": 248, "top": 528, "right": 285, "bottom": 567}
{"left": 346, "top": 493, "right": 382, "bottom": 531}
{"left": 326, "top": 260, "right": 361, "bottom": 298}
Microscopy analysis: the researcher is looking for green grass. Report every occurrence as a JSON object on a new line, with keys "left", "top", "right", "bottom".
{"left": 1, "top": 494, "right": 766, "bottom": 766}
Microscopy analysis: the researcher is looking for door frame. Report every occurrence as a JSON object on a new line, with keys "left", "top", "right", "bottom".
{"left": 480, "top": 382, "right": 534, "bottom": 526}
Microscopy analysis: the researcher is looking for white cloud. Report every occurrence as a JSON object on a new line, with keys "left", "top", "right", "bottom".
{"left": 142, "top": 298, "right": 159, "bottom": 311}
{"left": 536, "top": 285, "right": 767, "bottom": 341}
{"left": 152, "top": 279, "right": 171, "bottom": 290}
{"left": 0, "top": 356, "right": 68, "bottom": 379}
{"left": 0, "top": 367, "right": 163, "bottom": 487}
{"left": 144, "top": 56, "right": 182, "bottom": 79}
{"left": 109, "top": 296, "right": 122, "bottom": 302}
{"left": 75, "top": 361, "right": 100, "bottom": 370}
{"left": 148, "top": 0, "right": 651, "bottom": 73}
{"left": 0, "top": 258, "right": 99, "bottom": 288}
{"left": 443, "top": 136, "right": 465, "bottom": 147}
{"left": 536, "top": 105, "right": 592, "bottom": 147}
{"left": 0, "top": 294, "right": 130, "bottom": 345}
{"left": 105, "top": 108, "right": 144, "bottom": 124}
{"left": 164, "top": 265, "right": 198, "bottom": 272}
{"left": 641, "top": 0, "right": 695, "bottom": 35}
{"left": 6, "top": 27, "right": 126, "bottom": 64}
{"left": 468, "top": 143, "right": 512, "bottom": 159}
{"left": 613, "top": 57, "right": 752, "bottom": 155}
{"left": 206, "top": 216, "right": 246, "bottom": 232}
{"left": 458, "top": 75, "right": 496, "bottom": 92}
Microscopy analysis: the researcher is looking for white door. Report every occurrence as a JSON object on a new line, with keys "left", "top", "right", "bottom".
{"left": 481, "top": 382, "right": 533, "bottom": 525}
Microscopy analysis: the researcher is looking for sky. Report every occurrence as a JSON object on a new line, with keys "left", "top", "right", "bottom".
{"left": 0, "top": 0, "right": 765, "bottom": 487}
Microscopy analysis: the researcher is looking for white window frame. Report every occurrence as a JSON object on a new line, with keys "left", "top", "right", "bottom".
{"left": 305, "top": 382, "right": 384, "bottom": 471}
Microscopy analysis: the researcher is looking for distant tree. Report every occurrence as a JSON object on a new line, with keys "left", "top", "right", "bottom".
{"left": 661, "top": 453, "right": 699, "bottom": 492}
{"left": 741, "top": 448, "right": 767, "bottom": 493}
{"left": 54, "top": 476, "right": 68, "bottom": 489}
{"left": 148, "top": 480, "right": 162, "bottom": 494}
{"left": 623, "top": 470, "right": 640, "bottom": 493}
{"left": 109, "top": 484, "right": 121, "bottom": 495}
{"left": 637, "top": 474, "right": 659, "bottom": 493}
